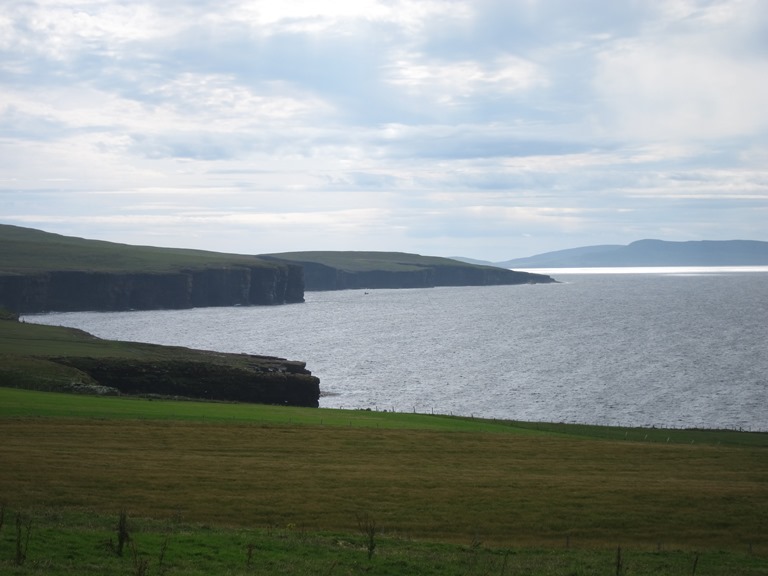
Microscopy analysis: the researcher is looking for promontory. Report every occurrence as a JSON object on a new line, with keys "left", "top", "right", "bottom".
{"left": 1, "top": 224, "right": 556, "bottom": 314}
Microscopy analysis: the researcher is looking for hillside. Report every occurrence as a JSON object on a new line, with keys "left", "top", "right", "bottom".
{"left": 260, "top": 251, "right": 555, "bottom": 290}
{"left": 496, "top": 239, "right": 768, "bottom": 268}
{"left": 0, "top": 223, "right": 278, "bottom": 273}
{"left": 0, "top": 224, "right": 304, "bottom": 312}
{"left": 1, "top": 224, "right": 555, "bottom": 312}
{"left": 0, "top": 315, "right": 320, "bottom": 406}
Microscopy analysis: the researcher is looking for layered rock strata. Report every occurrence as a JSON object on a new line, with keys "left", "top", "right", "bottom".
{"left": 261, "top": 257, "right": 556, "bottom": 291}
{"left": 32, "top": 354, "right": 321, "bottom": 407}
{"left": 0, "top": 263, "right": 304, "bottom": 313}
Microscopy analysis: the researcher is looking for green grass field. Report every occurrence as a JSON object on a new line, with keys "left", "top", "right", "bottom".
{"left": 1, "top": 387, "right": 766, "bottom": 575}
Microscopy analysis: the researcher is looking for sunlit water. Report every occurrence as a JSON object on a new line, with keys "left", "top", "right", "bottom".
{"left": 27, "top": 268, "right": 768, "bottom": 430}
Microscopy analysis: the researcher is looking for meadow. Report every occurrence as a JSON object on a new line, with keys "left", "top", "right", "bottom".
{"left": 1, "top": 387, "right": 766, "bottom": 575}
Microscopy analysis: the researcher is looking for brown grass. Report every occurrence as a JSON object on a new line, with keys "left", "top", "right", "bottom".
{"left": 1, "top": 418, "right": 766, "bottom": 551}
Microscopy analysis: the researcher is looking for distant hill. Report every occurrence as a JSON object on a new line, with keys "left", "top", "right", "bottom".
{"left": 495, "top": 240, "right": 768, "bottom": 268}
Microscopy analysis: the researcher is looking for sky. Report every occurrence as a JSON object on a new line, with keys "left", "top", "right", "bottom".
{"left": 2, "top": 0, "right": 768, "bottom": 261}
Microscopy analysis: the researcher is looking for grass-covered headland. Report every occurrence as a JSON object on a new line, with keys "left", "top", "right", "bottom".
{"left": 1, "top": 386, "right": 766, "bottom": 574}
{"left": 0, "top": 224, "right": 306, "bottom": 313}
{"left": 0, "top": 315, "right": 319, "bottom": 406}
{"left": 0, "top": 224, "right": 554, "bottom": 314}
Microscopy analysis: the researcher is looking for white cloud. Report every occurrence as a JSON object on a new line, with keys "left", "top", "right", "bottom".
{"left": 231, "top": 0, "right": 471, "bottom": 34}
{"left": 144, "top": 74, "right": 334, "bottom": 128}
{"left": 387, "top": 54, "right": 546, "bottom": 105}
{"left": 2, "top": 0, "right": 768, "bottom": 259}
{"left": 594, "top": 0, "right": 768, "bottom": 142}
{"left": 4, "top": 2, "right": 169, "bottom": 61}
{"left": 596, "top": 39, "right": 768, "bottom": 141}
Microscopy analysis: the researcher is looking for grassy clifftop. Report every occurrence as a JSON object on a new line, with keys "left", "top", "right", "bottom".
{"left": 1, "top": 224, "right": 554, "bottom": 289}
{"left": 0, "top": 223, "right": 274, "bottom": 274}
{"left": 261, "top": 251, "right": 502, "bottom": 272}
{"left": 0, "top": 224, "right": 305, "bottom": 312}
{"left": 261, "top": 250, "right": 556, "bottom": 290}
{"left": 0, "top": 316, "right": 320, "bottom": 406}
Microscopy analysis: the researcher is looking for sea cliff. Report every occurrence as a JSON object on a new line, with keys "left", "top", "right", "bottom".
{"left": 1, "top": 225, "right": 555, "bottom": 314}
{"left": 51, "top": 355, "right": 320, "bottom": 407}
{"left": 0, "top": 264, "right": 304, "bottom": 313}
{"left": 261, "top": 252, "right": 556, "bottom": 291}
{"left": 0, "top": 224, "right": 306, "bottom": 313}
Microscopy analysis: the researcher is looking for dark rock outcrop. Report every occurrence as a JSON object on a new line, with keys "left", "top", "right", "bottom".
{"left": 281, "top": 261, "right": 434, "bottom": 291}
{"left": 50, "top": 355, "right": 321, "bottom": 407}
{"left": 0, "top": 263, "right": 305, "bottom": 313}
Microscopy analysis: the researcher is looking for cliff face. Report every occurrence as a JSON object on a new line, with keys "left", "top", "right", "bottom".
{"left": 265, "top": 259, "right": 555, "bottom": 291}
{"left": 1, "top": 316, "right": 321, "bottom": 408}
{"left": 292, "top": 262, "right": 431, "bottom": 291}
{"left": 51, "top": 355, "right": 321, "bottom": 407}
{"left": 0, "top": 263, "right": 305, "bottom": 313}
{"left": 431, "top": 265, "right": 551, "bottom": 287}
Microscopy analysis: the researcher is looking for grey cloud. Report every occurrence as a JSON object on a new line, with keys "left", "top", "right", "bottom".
{"left": 155, "top": 22, "right": 408, "bottom": 124}
{"left": 2, "top": 0, "right": 767, "bottom": 258}
{"left": 420, "top": 0, "right": 651, "bottom": 59}
{"left": 365, "top": 118, "right": 606, "bottom": 162}
{"left": 0, "top": 107, "right": 73, "bottom": 140}
{"left": 338, "top": 172, "right": 401, "bottom": 189}
{"left": 128, "top": 134, "right": 235, "bottom": 161}
{"left": 128, "top": 132, "right": 269, "bottom": 161}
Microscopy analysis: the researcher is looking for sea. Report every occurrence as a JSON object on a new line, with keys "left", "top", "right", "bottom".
{"left": 25, "top": 267, "right": 768, "bottom": 431}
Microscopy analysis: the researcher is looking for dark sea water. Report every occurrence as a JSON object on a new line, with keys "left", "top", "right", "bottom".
{"left": 28, "top": 268, "right": 768, "bottom": 430}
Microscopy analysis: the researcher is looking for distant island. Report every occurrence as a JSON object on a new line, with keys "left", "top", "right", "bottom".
{"left": 492, "top": 239, "right": 768, "bottom": 268}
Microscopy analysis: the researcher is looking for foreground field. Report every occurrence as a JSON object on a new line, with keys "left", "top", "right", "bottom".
{"left": 1, "top": 509, "right": 765, "bottom": 576}
{"left": 1, "top": 388, "right": 766, "bottom": 574}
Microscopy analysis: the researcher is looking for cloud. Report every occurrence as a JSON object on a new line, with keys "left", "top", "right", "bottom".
{"left": 386, "top": 53, "right": 546, "bottom": 104}
{"left": 594, "top": 1, "right": 768, "bottom": 142}
{"left": 1, "top": 0, "right": 767, "bottom": 260}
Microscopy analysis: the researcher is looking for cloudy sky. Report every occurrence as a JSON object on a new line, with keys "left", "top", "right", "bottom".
{"left": 2, "top": 0, "right": 767, "bottom": 261}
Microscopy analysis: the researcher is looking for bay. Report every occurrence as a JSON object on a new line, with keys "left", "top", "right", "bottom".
{"left": 27, "top": 268, "right": 768, "bottom": 430}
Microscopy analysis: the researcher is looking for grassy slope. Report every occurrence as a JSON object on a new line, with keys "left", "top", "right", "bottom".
{"left": 0, "top": 316, "right": 261, "bottom": 362}
{"left": 0, "top": 318, "right": 303, "bottom": 396}
{"left": 1, "top": 388, "right": 766, "bottom": 544}
{"left": 1, "top": 389, "right": 766, "bottom": 574}
{"left": 1, "top": 224, "right": 506, "bottom": 275}
{"left": 1, "top": 387, "right": 765, "bottom": 446}
{"left": 260, "top": 250, "right": 505, "bottom": 272}
{"left": 0, "top": 223, "right": 272, "bottom": 274}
